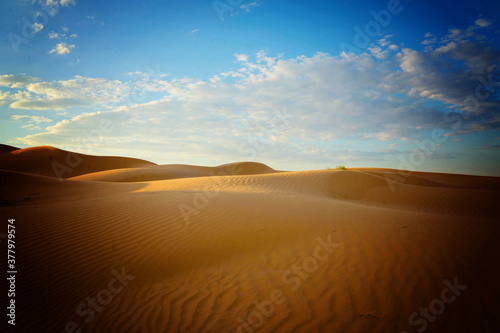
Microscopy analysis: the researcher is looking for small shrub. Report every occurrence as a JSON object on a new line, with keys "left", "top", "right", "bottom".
{"left": 336, "top": 165, "right": 347, "bottom": 170}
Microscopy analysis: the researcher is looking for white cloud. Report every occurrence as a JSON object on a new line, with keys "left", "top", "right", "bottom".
{"left": 60, "top": 0, "right": 76, "bottom": 6}
{"left": 0, "top": 74, "right": 40, "bottom": 88}
{"left": 0, "top": 92, "right": 11, "bottom": 106}
{"left": 377, "top": 37, "right": 391, "bottom": 47}
{"left": 49, "top": 27, "right": 75, "bottom": 40}
{"left": 49, "top": 31, "right": 65, "bottom": 39}
{"left": 235, "top": 54, "right": 249, "bottom": 62}
{"left": 49, "top": 42, "right": 74, "bottom": 55}
{"left": 10, "top": 98, "right": 86, "bottom": 110}
{"left": 21, "top": 124, "right": 42, "bottom": 130}
{"left": 32, "top": 22, "right": 44, "bottom": 33}
{"left": 11, "top": 115, "right": 53, "bottom": 123}
{"left": 41, "top": 0, "right": 77, "bottom": 16}
{"left": 421, "top": 32, "right": 437, "bottom": 45}
{"left": 189, "top": 29, "right": 199, "bottom": 35}
{"left": 368, "top": 45, "right": 388, "bottom": 59}
{"left": 11, "top": 115, "right": 53, "bottom": 131}
{"left": 2, "top": 76, "right": 130, "bottom": 110}
{"left": 475, "top": 18, "right": 492, "bottom": 27}
{"left": 11, "top": 48, "right": 492, "bottom": 151}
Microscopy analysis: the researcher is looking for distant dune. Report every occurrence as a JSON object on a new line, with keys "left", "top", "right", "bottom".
{"left": 70, "top": 161, "right": 278, "bottom": 182}
{"left": 1, "top": 145, "right": 499, "bottom": 332}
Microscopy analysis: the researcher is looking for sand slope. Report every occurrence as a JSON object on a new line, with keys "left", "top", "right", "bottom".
{"left": 1, "top": 146, "right": 499, "bottom": 333}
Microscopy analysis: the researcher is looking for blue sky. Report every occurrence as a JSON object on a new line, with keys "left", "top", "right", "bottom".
{"left": 1, "top": 0, "right": 500, "bottom": 175}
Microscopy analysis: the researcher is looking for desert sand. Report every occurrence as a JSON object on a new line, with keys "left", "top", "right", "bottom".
{"left": 1, "top": 145, "right": 499, "bottom": 333}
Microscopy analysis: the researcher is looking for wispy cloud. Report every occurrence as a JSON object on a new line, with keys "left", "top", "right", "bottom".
{"left": 59, "top": 0, "right": 76, "bottom": 6}
{"left": 475, "top": 18, "right": 492, "bottom": 27}
{"left": 482, "top": 144, "right": 500, "bottom": 150}
{"left": 48, "top": 26, "right": 77, "bottom": 47}
{"left": 189, "top": 29, "right": 200, "bottom": 35}
{"left": 240, "top": 2, "right": 260, "bottom": 12}
{"left": 11, "top": 115, "right": 53, "bottom": 123}
{"left": 11, "top": 115, "right": 53, "bottom": 131}
{"left": 49, "top": 31, "right": 65, "bottom": 39}
{"left": 10, "top": 98, "right": 86, "bottom": 110}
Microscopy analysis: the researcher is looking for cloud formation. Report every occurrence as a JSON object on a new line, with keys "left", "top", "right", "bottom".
{"left": 10, "top": 98, "right": 87, "bottom": 110}
{"left": 49, "top": 31, "right": 64, "bottom": 39}
{"left": 4, "top": 21, "right": 500, "bottom": 168}
{"left": 11, "top": 115, "right": 53, "bottom": 123}
{"left": 32, "top": 22, "right": 44, "bottom": 33}
{"left": 0, "top": 74, "right": 39, "bottom": 88}
{"left": 475, "top": 18, "right": 492, "bottom": 27}
{"left": 41, "top": 0, "right": 77, "bottom": 16}
{"left": 5, "top": 76, "right": 130, "bottom": 110}
{"left": 11, "top": 115, "right": 53, "bottom": 131}
{"left": 49, "top": 42, "right": 75, "bottom": 55}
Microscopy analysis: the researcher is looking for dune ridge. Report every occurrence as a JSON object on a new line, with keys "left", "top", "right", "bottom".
{"left": 1, "top": 146, "right": 499, "bottom": 333}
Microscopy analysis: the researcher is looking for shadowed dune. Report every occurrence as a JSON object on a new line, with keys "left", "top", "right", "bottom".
{"left": 1, "top": 146, "right": 499, "bottom": 333}
{"left": 0, "top": 143, "right": 20, "bottom": 154}
{"left": 0, "top": 145, "right": 155, "bottom": 178}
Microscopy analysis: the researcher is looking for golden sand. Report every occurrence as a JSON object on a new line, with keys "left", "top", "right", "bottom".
{"left": 1, "top": 145, "right": 499, "bottom": 332}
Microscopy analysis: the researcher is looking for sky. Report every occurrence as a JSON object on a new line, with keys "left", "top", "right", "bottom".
{"left": 1, "top": 0, "right": 500, "bottom": 176}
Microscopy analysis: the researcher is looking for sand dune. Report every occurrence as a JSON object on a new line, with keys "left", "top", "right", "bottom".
{"left": 70, "top": 162, "right": 278, "bottom": 182}
{"left": 0, "top": 144, "right": 155, "bottom": 178}
{"left": 1, "top": 146, "right": 499, "bottom": 332}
